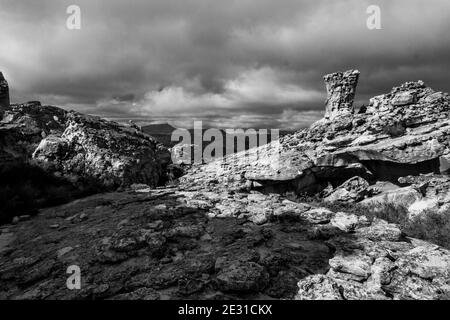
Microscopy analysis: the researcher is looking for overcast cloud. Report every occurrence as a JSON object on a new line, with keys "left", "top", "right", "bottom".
{"left": 1, "top": 0, "right": 450, "bottom": 128}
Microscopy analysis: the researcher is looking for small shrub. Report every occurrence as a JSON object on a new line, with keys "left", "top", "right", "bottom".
{"left": 404, "top": 209, "right": 450, "bottom": 249}
{"left": 298, "top": 197, "right": 450, "bottom": 250}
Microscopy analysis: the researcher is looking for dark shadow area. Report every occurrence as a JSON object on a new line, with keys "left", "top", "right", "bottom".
{"left": 253, "top": 158, "right": 441, "bottom": 198}
{"left": 361, "top": 158, "right": 441, "bottom": 183}
{"left": 0, "top": 161, "right": 103, "bottom": 224}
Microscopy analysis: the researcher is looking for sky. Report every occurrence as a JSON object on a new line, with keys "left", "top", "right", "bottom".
{"left": 1, "top": 0, "right": 450, "bottom": 129}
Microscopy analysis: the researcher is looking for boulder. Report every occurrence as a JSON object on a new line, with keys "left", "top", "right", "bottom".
{"left": 356, "top": 218, "right": 402, "bottom": 241}
{"left": 331, "top": 212, "right": 360, "bottom": 232}
{"left": 295, "top": 275, "right": 343, "bottom": 300}
{"left": 324, "top": 176, "right": 370, "bottom": 202}
{"left": 391, "top": 91, "right": 417, "bottom": 106}
{"left": 33, "top": 135, "right": 70, "bottom": 161}
{"left": 408, "top": 198, "right": 440, "bottom": 219}
{"left": 33, "top": 112, "right": 170, "bottom": 188}
{"left": 329, "top": 253, "right": 372, "bottom": 281}
{"left": 1, "top": 103, "right": 170, "bottom": 189}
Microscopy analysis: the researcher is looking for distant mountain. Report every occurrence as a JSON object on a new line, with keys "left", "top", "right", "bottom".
{"left": 141, "top": 123, "right": 177, "bottom": 147}
{"left": 142, "top": 123, "right": 176, "bottom": 135}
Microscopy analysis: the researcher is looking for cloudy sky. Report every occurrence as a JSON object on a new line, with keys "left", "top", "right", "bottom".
{"left": 1, "top": 0, "right": 450, "bottom": 129}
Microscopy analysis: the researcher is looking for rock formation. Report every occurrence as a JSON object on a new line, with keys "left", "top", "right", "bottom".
{"left": 181, "top": 70, "right": 450, "bottom": 214}
{"left": 0, "top": 74, "right": 171, "bottom": 223}
{"left": 0, "top": 101, "right": 170, "bottom": 189}
{"left": 32, "top": 111, "right": 171, "bottom": 188}
{"left": 324, "top": 69, "right": 360, "bottom": 120}
{"left": 0, "top": 72, "right": 9, "bottom": 116}
{"left": 1, "top": 70, "right": 450, "bottom": 300}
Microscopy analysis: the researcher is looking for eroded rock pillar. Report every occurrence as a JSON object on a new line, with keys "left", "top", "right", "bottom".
{"left": 324, "top": 69, "right": 360, "bottom": 120}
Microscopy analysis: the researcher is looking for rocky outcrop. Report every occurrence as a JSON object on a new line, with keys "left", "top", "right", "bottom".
{"left": 0, "top": 72, "right": 9, "bottom": 116}
{"left": 358, "top": 174, "right": 450, "bottom": 218}
{"left": 181, "top": 70, "right": 450, "bottom": 217}
{"left": 1, "top": 102, "right": 170, "bottom": 189}
{"left": 296, "top": 237, "right": 450, "bottom": 300}
{"left": 0, "top": 81, "right": 171, "bottom": 222}
{"left": 32, "top": 112, "right": 171, "bottom": 188}
{"left": 324, "top": 69, "right": 360, "bottom": 120}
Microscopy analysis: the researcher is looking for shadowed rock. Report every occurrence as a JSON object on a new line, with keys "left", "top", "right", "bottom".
{"left": 0, "top": 72, "right": 10, "bottom": 116}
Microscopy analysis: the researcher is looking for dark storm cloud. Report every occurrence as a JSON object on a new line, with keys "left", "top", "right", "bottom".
{"left": 1, "top": 0, "right": 450, "bottom": 128}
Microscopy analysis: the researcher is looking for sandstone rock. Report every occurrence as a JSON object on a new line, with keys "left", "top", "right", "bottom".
{"left": 330, "top": 212, "right": 360, "bottom": 232}
{"left": 356, "top": 218, "right": 402, "bottom": 241}
{"left": 391, "top": 91, "right": 417, "bottom": 106}
{"left": 295, "top": 275, "right": 343, "bottom": 300}
{"left": 301, "top": 207, "right": 334, "bottom": 224}
{"left": 1, "top": 103, "right": 171, "bottom": 189}
{"left": 247, "top": 210, "right": 268, "bottom": 225}
{"left": 325, "top": 176, "right": 369, "bottom": 202}
{"left": 368, "top": 181, "right": 401, "bottom": 194}
{"left": 328, "top": 253, "right": 372, "bottom": 281}
{"left": 408, "top": 198, "right": 440, "bottom": 219}
{"left": 181, "top": 71, "right": 450, "bottom": 200}
{"left": 366, "top": 257, "right": 395, "bottom": 293}
{"left": 350, "top": 134, "right": 378, "bottom": 146}
{"left": 130, "top": 184, "right": 152, "bottom": 193}
{"left": 216, "top": 261, "right": 269, "bottom": 292}
{"left": 57, "top": 246, "right": 74, "bottom": 258}
{"left": 33, "top": 135, "right": 70, "bottom": 160}
{"left": 46, "top": 112, "right": 169, "bottom": 188}
{"left": 398, "top": 245, "right": 450, "bottom": 280}
{"left": 324, "top": 69, "right": 360, "bottom": 120}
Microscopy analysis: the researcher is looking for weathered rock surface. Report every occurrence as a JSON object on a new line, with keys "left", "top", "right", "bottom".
{"left": 0, "top": 73, "right": 171, "bottom": 222}
{"left": 0, "top": 101, "right": 170, "bottom": 189}
{"left": 296, "top": 239, "right": 450, "bottom": 300}
{"left": 324, "top": 69, "right": 360, "bottom": 120}
{"left": 324, "top": 176, "right": 370, "bottom": 203}
{"left": 1, "top": 187, "right": 449, "bottom": 300}
{"left": 181, "top": 70, "right": 450, "bottom": 217}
